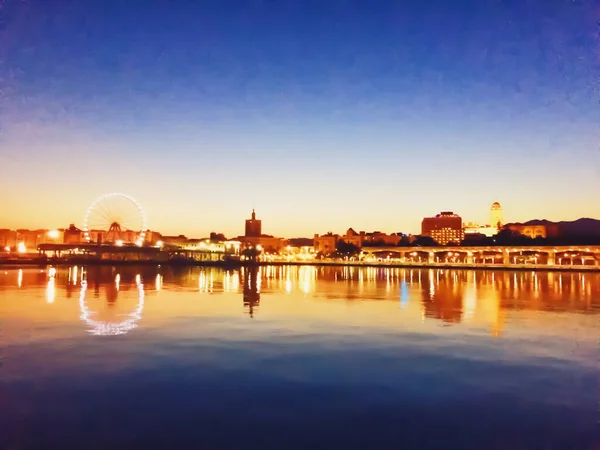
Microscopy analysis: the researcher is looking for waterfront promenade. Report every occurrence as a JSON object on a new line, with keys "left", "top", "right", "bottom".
{"left": 2, "top": 243, "right": 600, "bottom": 272}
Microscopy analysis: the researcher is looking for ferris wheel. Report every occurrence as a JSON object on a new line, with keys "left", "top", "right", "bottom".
{"left": 83, "top": 193, "right": 147, "bottom": 245}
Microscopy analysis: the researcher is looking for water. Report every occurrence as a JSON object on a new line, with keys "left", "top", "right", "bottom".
{"left": 1, "top": 265, "right": 598, "bottom": 449}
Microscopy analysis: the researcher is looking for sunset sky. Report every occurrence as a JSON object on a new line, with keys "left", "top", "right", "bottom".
{"left": 1, "top": 0, "right": 598, "bottom": 237}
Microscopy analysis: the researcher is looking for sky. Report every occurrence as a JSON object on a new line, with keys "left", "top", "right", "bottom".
{"left": 0, "top": 0, "right": 598, "bottom": 237}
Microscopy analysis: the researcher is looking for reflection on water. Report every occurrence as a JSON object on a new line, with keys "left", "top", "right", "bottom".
{"left": 78, "top": 275, "right": 145, "bottom": 336}
{"left": 45, "top": 277, "right": 55, "bottom": 304}
{"left": 1, "top": 265, "right": 599, "bottom": 335}
{"left": 1, "top": 265, "right": 599, "bottom": 449}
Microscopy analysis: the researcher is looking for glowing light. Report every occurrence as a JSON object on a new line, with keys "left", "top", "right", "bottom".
{"left": 135, "top": 274, "right": 141, "bottom": 285}
{"left": 155, "top": 240, "right": 164, "bottom": 248}
{"left": 4, "top": 246, "right": 10, "bottom": 252}
{"left": 46, "top": 278, "right": 56, "bottom": 303}
{"left": 256, "top": 245, "right": 263, "bottom": 251}
{"left": 115, "top": 240, "right": 124, "bottom": 247}
{"left": 135, "top": 239, "right": 143, "bottom": 247}
{"left": 17, "top": 242, "right": 26, "bottom": 253}
{"left": 48, "top": 267, "right": 57, "bottom": 278}
{"left": 47, "top": 230, "right": 60, "bottom": 239}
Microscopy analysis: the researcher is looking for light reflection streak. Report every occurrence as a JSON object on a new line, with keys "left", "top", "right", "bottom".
{"left": 428, "top": 270, "right": 435, "bottom": 300}
{"left": 224, "top": 272, "right": 230, "bottom": 292}
{"left": 298, "top": 266, "right": 315, "bottom": 294}
{"left": 230, "top": 272, "right": 240, "bottom": 291}
{"left": 399, "top": 280, "right": 409, "bottom": 309}
{"left": 463, "top": 272, "right": 477, "bottom": 321}
{"left": 46, "top": 278, "right": 55, "bottom": 303}
{"left": 17, "top": 269, "right": 22, "bottom": 288}
{"left": 199, "top": 272, "right": 206, "bottom": 292}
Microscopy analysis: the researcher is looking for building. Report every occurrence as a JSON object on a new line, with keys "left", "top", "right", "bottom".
{"left": 504, "top": 224, "right": 559, "bottom": 239}
{"left": 241, "top": 234, "right": 286, "bottom": 253}
{"left": 245, "top": 209, "right": 262, "bottom": 237}
{"left": 283, "top": 245, "right": 316, "bottom": 260}
{"left": 462, "top": 202, "right": 504, "bottom": 239}
{"left": 0, "top": 229, "right": 18, "bottom": 249}
{"left": 421, "top": 211, "right": 464, "bottom": 245}
{"left": 463, "top": 222, "right": 497, "bottom": 238}
{"left": 490, "top": 202, "right": 503, "bottom": 229}
{"left": 15, "top": 229, "right": 50, "bottom": 252}
{"left": 342, "top": 228, "right": 363, "bottom": 247}
{"left": 314, "top": 229, "right": 404, "bottom": 253}
{"left": 314, "top": 233, "right": 339, "bottom": 254}
{"left": 236, "top": 210, "right": 286, "bottom": 253}
{"left": 159, "top": 235, "right": 241, "bottom": 257}
{"left": 362, "top": 231, "right": 402, "bottom": 246}
{"left": 180, "top": 238, "right": 241, "bottom": 255}
{"left": 313, "top": 229, "right": 361, "bottom": 254}
{"left": 63, "top": 224, "right": 84, "bottom": 244}
{"left": 161, "top": 235, "right": 190, "bottom": 248}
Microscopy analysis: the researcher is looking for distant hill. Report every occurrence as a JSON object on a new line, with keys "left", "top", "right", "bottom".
{"left": 507, "top": 218, "right": 600, "bottom": 237}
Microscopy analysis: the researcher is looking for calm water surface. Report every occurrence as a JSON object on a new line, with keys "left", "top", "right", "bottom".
{"left": 1, "top": 265, "right": 599, "bottom": 449}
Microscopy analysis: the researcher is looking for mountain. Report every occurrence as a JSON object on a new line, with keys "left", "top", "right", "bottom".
{"left": 509, "top": 218, "right": 600, "bottom": 237}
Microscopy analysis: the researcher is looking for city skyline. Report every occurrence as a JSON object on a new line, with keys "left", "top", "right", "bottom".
{"left": 0, "top": 196, "right": 596, "bottom": 240}
{"left": 1, "top": 0, "right": 598, "bottom": 236}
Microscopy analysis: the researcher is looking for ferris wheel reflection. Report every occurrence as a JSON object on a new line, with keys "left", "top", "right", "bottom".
{"left": 79, "top": 274, "right": 145, "bottom": 336}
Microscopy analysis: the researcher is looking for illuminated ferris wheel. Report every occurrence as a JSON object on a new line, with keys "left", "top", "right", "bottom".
{"left": 83, "top": 193, "right": 147, "bottom": 245}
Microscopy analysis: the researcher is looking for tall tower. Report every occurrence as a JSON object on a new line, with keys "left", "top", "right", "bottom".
{"left": 245, "top": 209, "right": 262, "bottom": 237}
{"left": 490, "top": 202, "right": 503, "bottom": 230}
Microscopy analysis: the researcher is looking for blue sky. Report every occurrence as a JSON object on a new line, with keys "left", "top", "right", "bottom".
{"left": 0, "top": 0, "right": 598, "bottom": 237}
